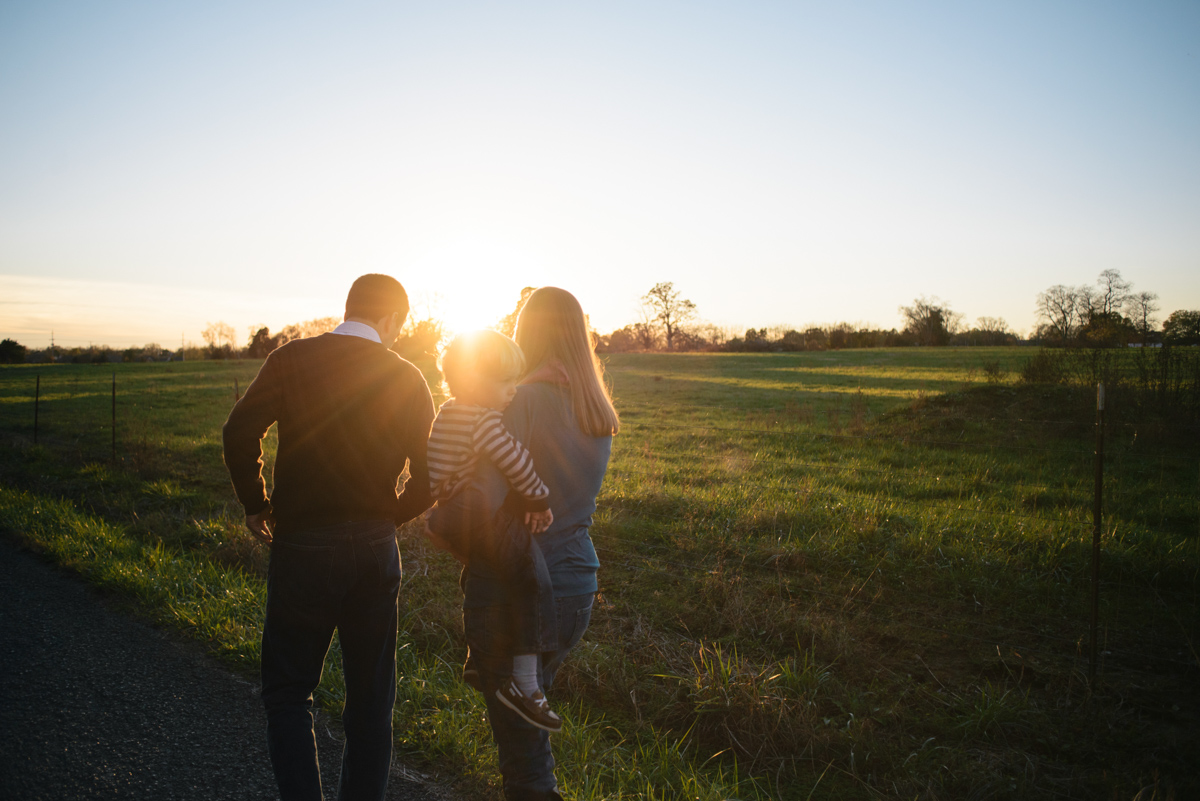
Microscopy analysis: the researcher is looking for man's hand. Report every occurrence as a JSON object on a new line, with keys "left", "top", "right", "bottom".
{"left": 525, "top": 508, "right": 553, "bottom": 535}
{"left": 245, "top": 510, "right": 274, "bottom": 544}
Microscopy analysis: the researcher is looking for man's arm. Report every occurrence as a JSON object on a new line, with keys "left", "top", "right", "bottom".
{"left": 394, "top": 376, "right": 436, "bottom": 526}
{"left": 222, "top": 354, "right": 283, "bottom": 523}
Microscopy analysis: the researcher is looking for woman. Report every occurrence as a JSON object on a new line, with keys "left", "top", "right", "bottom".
{"left": 429, "top": 287, "right": 618, "bottom": 801}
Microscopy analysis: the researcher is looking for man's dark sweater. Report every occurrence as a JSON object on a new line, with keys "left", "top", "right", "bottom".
{"left": 222, "top": 332, "right": 435, "bottom": 535}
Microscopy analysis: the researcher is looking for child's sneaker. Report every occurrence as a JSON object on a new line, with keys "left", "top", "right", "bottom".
{"left": 495, "top": 680, "right": 563, "bottom": 733}
{"left": 462, "top": 665, "right": 483, "bottom": 692}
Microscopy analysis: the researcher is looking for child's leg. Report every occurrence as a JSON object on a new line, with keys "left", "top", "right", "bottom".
{"left": 478, "top": 513, "right": 565, "bottom": 732}
{"left": 427, "top": 486, "right": 492, "bottom": 560}
{"left": 478, "top": 509, "right": 557, "bottom": 655}
{"left": 511, "top": 653, "right": 540, "bottom": 696}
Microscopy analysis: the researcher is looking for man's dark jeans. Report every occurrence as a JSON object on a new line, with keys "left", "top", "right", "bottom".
{"left": 261, "top": 520, "right": 401, "bottom": 801}
{"left": 464, "top": 593, "right": 595, "bottom": 801}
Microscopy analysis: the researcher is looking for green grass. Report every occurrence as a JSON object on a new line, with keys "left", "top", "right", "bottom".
{"left": 1, "top": 349, "right": 1197, "bottom": 800}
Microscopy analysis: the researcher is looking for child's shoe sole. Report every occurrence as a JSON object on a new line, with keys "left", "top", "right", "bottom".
{"left": 495, "top": 684, "right": 563, "bottom": 733}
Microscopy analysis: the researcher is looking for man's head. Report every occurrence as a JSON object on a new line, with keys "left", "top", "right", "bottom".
{"left": 345, "top": 274, "right": 409, "bottom": 346}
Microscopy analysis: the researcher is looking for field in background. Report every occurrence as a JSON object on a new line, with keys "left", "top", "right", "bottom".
{"left": 1, "top": 349, "right": 1196, "bottom": 800}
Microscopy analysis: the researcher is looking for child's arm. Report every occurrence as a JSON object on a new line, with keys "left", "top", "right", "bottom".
{"left": 473, "top": 411, "right": 552, "bottom": 521}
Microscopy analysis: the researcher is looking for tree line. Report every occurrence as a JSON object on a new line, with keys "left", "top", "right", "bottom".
{"left": 4, "top": 269, "right": 1197, "bottom": 365}
{"left": 595, "top": 283, "right": 1019, "bottom": 353}
{"left": 1034, "top": 269, "right": 1198, "bottom": 347}
{"left": 595, "top": 272, "right": 1199, "bottom": 354}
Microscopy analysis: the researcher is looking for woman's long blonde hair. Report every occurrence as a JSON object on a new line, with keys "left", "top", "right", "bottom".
{"left": 515, "top": 287, "right": 619, "bottom": 437}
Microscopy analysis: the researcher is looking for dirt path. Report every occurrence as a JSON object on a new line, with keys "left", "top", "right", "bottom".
{"left": 0, "top": 536, "right": 452, "bottom": 800}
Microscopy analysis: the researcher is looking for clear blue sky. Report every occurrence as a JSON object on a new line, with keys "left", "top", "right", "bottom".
{"left": 2, "top": 1, "right": 1197, "bottom": 347}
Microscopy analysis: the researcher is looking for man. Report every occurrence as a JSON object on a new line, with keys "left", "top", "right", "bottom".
{"left": 223, "top": 274, "right": 435, "bottom": 801}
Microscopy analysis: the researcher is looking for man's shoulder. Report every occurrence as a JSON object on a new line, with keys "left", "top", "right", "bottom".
{"left": 283, "top": 336, "right": 421, "bottom": 375}
{"left": 386, "top": 352, "right": 434, "bottom": 392}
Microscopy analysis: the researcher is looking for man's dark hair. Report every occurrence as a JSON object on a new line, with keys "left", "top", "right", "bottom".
{"left": 345, "top": 274, "right": 410, "bottom": 324}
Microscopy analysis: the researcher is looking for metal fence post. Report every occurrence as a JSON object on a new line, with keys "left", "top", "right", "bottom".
{"left": 234, "top": 377, "right": 240, "bottom": 402}
{"left": 34, "top": 375, "right": 40, "bottom": 444}
{"left": 1089, "top": 382, "right": 1105, "bottom": 685}
{"left": 111, "top": 372, "right": 117, "bottom": 462}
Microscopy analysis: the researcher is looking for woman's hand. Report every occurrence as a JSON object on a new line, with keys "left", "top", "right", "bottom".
{"left": 525, "top": 508, "right": 554, "bottom": 535}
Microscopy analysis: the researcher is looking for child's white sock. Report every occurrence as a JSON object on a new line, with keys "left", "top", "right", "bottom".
{"left": 512, "top": 653, "right": 540, "bottom": 696}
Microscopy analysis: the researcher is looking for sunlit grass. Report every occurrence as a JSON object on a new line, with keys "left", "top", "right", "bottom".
{"left": 1, "top": 351, "right": 1196, "bottom": 799}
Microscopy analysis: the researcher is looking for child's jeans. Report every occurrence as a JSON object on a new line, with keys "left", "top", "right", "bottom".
{"left": 428, "top": 485, "right": 556, "bottom": 653}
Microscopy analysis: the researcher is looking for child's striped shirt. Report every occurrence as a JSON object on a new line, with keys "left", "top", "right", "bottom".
{"left": 427, "top": 400, "right": 550, "bottom": 511}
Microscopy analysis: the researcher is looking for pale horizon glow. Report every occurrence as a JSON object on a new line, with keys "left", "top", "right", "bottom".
{"left": 2, "top": 2, "right": 1198, "bottom": 349}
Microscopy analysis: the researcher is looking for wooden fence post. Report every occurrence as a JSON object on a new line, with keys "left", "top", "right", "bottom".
{"left": 111, "top": 372, "right": 117, "bottom": 463}
{"left": 1089, "top": 383, "right": 1105, "bottom": 685}
{"left": 34, "top": 375, "right": 40, "bottom": 444}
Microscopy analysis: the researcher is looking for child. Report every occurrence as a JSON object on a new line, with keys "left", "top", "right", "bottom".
{"left": 425, "top": 329, "right": 562, "bottom": 733}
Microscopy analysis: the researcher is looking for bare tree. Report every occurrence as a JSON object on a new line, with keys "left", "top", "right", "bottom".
{"left": 277, "top": 316, "right": 341, "bottom": 344}
{"left": 1128, "top": 290, "right": 1159, "bottom": 344}
{"left": 976, "top": 317, "right": 1010, "bottom": 335}
{"left": 1035, "top": 285, "right": 1082, "bottom": 345}
{"left": 642, "top": 282, "right": 697, "bottom": 351}
{"left": 899, "top": 297, "right": 961, "bottom": 346}
{"left": 1095, "top": 269, "right": 1133, "bottom": 316}
{"left": 202, "top": 321, "right": 236, "bottom": 350}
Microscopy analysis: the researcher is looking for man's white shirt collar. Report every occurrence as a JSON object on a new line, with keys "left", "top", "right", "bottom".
{"left": 330, "top": 321, "right": 382, "bottom": 344}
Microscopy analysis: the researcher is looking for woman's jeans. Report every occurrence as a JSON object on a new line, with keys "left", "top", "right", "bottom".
{"left": 261, "top": 520, "right": 401, "bottom": 801}
{"left": 464, "top": 593, "right": 595, "bottom": 801}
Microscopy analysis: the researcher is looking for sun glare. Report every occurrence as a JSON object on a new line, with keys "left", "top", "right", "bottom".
{"left": 408, "top": 239, "right": 542, "bottom": 339}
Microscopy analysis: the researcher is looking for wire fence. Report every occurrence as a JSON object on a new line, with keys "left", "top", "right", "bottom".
{"left": 6, "top": 366, "right": 1199, "bottom": 686}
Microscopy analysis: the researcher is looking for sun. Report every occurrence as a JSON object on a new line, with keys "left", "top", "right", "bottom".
{"left": 419, "top": 291, "right": 514, "bottom": 340}
{"left": 407, "top": 239, "right": 541, "bottom": 339}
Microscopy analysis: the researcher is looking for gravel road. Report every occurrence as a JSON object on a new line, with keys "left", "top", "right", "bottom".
{"left": 0, "top": 536, "right": 453, "bottom": 801}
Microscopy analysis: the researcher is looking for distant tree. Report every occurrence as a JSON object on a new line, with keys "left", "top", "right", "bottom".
{"left": 202, "top": 321, "right": 235, "bottom": 349}
{"left": 778, "top": 330, "right": 806, "bottom": 351}
{"left": 598, "top": 323, "right": 659, "bottom": 352}
{"left": 246, "top": 327, "right": 283, "bottom": 358}
{"left": 0, "top": 338, "right": 26, "bottom": 364}
{"left": 596, "top": 327, "right": 635, "bottom": 353}
{"left": 976, "top": 317, "right": 1010, "bottom": 336}
{"left": 201, "top": 321, "right": 237, "bottom": 358}
{"left": 742, "top": 328, "right": 772, "bottom": 352}
{"left": 694, "top": 324, "right": 735, "bottom": 349}
{"left": 1095, "top": 269, "right": 1133, "bottom": 317}
{"left": 1128, "top": 291, "right": 1160, "bottom": 344}
{"left": 495, "top": 287, "right": 537, "bottom": 338}
{"left": 1036, "top": 270, "right": 1146, "bottom": 347}
{"left": 956, "top": 317, "right": 1017, "bottom": 346}
{"left": 642, "top": 282, "right": 697, "bottom": 351}
{"left": 1035, "top": 285, "right": 1083, "bottom": 345}
{"left": 625, "top": 306, "right": 664, "bottom": 350}
{"left": 899, "top": 297, "right": 961, "bottom": 346}
{"left": 1078, "top": 311, "right": 1137, "bottom": 348}
{"left": 277, "top": 316, "right": 341, "bottom": 344}
{"left": 803, "top": 327, "right": 828, "bottom": 351}
{"left": 1162, "top": 310, "right": 1200, "bottom": 346}
{"left": 392, "top": 317, "right": 444, "bottom": 364}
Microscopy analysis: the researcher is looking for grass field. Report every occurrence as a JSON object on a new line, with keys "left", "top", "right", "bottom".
{"left": 1, "top": 348, "right": 1197, "bottom": 800}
